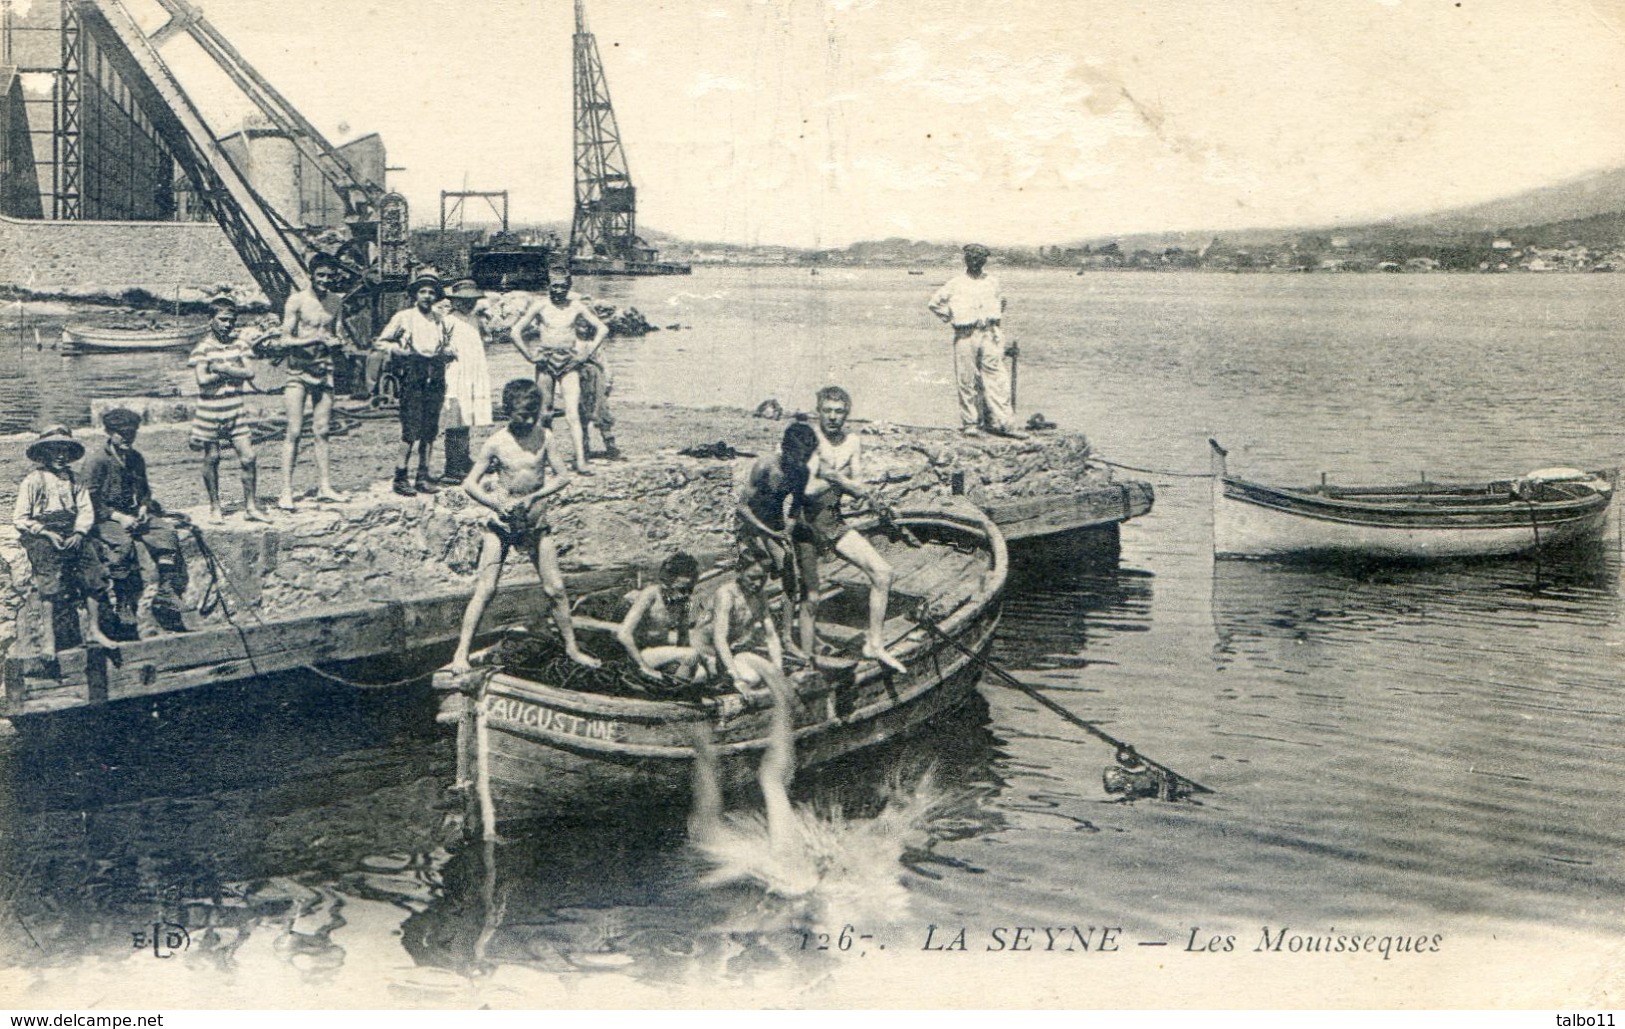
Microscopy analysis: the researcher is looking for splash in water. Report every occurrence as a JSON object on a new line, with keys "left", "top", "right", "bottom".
{"left": 685, "top": 669, "right": 956, "bottom": 926}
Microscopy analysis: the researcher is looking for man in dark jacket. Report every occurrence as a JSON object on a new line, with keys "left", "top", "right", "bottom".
{"left": 83, "top": 408, "right": 189, "bottom": 635}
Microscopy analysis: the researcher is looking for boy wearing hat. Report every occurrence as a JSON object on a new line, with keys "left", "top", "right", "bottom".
{"left": 12, "top": 427, "right": 122, "bottom": 650}
{"left": 83, "top": 408, "right": 189, "bottom": 635}
{"left": 189, "top": 293, "right": 268, "bottom": 523}
{"left": 375, "top": 270, "right": 455, "bottom": 496}
{"left": 928, "top": 243, "right": 1028, "bottom": 439}
{"left": 272, "top": 253, "right": 349, "bottom": 510}
{"left": 440, "top": 278, "right": 493, "bottom": 483}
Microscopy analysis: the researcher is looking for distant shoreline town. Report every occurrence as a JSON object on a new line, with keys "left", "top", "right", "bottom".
{"left": 671, "top": 232, "right": 1625, "bottom": 274}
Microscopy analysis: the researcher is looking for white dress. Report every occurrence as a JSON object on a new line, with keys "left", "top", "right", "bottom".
{"left": 442, "top": 310, "right": 493, "bottom": 426}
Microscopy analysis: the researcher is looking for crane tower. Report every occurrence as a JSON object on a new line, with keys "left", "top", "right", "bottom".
{"left": 569, "top": 0, "right": 637, "bottom": 264}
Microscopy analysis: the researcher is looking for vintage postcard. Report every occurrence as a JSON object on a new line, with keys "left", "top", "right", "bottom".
{"left": 1, "top": 0, "right": 1623, "bottom": 1012}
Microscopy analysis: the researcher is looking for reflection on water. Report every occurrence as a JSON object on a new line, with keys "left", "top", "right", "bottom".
{"left": 4, "top": 270, "right": 1625, "bottom": 997}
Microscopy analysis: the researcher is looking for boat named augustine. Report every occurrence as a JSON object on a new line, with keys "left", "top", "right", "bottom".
{"left": 438, "top": 501, "right": 1007, "bottom": 823}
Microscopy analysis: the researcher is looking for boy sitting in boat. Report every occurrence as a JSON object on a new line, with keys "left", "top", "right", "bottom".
{"left": 448, "top": 378, "right": 600, "bottom": 674}
{"left": 614, "top": 551, "right": 712, "bottom": 684}
{"left": 711, "top": 557, "right": 785, "bottom": 695}
{"left": 13, "top": 427, "right": 122, "bottom": 651}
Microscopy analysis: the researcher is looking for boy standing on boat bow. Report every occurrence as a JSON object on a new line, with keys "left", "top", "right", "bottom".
{"left": 793, "top": 385, "right": 907, "bottom": 673}
{"left": 448, "top": 379, "right": 600, "bottom": 674}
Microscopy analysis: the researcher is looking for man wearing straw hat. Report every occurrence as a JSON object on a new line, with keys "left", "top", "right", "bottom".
{"left": 375, "top": 269, "right": 455, "bottom": 496}
{"left": 928, "top": 243, "right": 1028, "bottom": 439}
{"left": 272, "top": 252, "right": 350, "bottom": 510}
{"left": 12, "top": 426, "right": 122, "bottom": 651}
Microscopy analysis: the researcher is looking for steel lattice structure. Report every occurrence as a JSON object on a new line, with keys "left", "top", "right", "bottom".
{"left": 570, "top": 0, "right": 636, "bottom": 262}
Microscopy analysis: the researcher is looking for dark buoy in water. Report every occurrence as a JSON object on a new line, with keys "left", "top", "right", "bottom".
{"left": 1103, "top": 746, "right": 1186, "bottom": 801}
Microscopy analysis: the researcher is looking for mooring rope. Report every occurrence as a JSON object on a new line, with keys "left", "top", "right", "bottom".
{"left": 1094, "top": 456, "right": 1215, "bottom": 479}
{"left": 186, "top": 521, "right": 435, "bottom": 691}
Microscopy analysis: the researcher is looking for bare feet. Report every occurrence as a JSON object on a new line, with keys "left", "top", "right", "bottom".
{"left": 565, "top": 647, "right": 602, "bottom": 670}
{"left": 446, "top": 655, "right": 472, "bottom": 676}
{"left": 863, "top": 642, "right": 906, "bottom": 674}
{"left": 573, "top": 464, "right": 596, "bottom": 477}
{"left": 276, "top": 495, "right": 297, "bottom": 513}
{"left": 207, "top": 506, "right": 225, "bottom": 525}
{"left": 243, "top": 505, "right": 269, "bottom": 523}
{"left": 315, "top": 487, "right": 346, "bottom": 503}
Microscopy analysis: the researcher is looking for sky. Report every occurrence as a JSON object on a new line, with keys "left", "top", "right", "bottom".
{"left": 42, "top": 0, "right": 1625, "bottom": 246}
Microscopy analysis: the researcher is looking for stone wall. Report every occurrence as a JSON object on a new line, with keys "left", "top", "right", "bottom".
{"left": 0, "top": 213, "right": 262, "bottom": 302}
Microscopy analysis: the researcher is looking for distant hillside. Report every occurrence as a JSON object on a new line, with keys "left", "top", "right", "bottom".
{"left": 1389, "top": 167, "right": 1625, "bottom": 234}
{"left": 1068, "top": 166, "right": 1625, "bottom": 254}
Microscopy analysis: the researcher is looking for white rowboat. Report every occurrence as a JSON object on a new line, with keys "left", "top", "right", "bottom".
{"left": 1210, "top": 440, "right": 1615, "bottom": 561}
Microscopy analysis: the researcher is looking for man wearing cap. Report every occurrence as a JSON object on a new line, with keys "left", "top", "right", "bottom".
{"left": 440, "top": 278, "right": 493, "bottom": 484}
{"left": 12, "top": 427, "right": 122, "bottom": 650}
{"left": 507, "top": 274, "right": 609, "bottom": 475}
{"left": 189, "top": 293, "right": 268, "bottom": 523}
{"left": 928, "top": 244, "right": 1028, "bottom": 439}
{"left": 273, "top": 253, "right": 349, "bottom": 510}
{"left": 375, "top": 270, "right": 455, "bottom": 496}
{"left": 83, "top": 409, "right": 190, "bottom": 636}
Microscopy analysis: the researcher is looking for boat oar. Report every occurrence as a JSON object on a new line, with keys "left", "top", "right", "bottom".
{"left": 912, "top": 605, "right": 1212, "bottom": 798}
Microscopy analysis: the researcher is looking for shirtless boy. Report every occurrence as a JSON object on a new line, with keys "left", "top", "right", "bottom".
{"left": 449, "top": 378, "right": 600, "bottom": 673}
{"left": 272, "top": 254, "right": 348, "bottom": 510}
{"left": 615, "top": 551, "right": 709, "bottom": 682}
{"left": 736, "top": 420, "right": 818, "bottom": 648}
{"left": 711, "top": 557, "right": 785, "bottom": 694}
{"left": 507, "top": 276, "right": 609, "bottom": 475}
{"left": 793, "top": 385, "right": 905, "bottom": 673}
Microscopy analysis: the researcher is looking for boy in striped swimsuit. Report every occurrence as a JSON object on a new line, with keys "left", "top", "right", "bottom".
{"left": 188, "top": 295, "right": 267, "bottom": 523}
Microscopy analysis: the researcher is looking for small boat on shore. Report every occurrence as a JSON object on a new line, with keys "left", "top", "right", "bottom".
{"left": 437, "top": 502, "right": 1007, "bottom": 824}
{"left": 61, "top": 320, "right": 208, "bottom": 353}
{"left": 1210, "top": 439, "right": 1615, "bottom": 561}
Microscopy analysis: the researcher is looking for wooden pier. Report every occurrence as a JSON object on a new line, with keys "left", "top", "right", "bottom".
{"left": 0, "top": 403, "right": 1152, "bottom": 719}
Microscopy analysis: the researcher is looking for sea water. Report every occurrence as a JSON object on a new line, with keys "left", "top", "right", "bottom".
{"left": 1, "top": 267, "right": 1622, "bottom": 1000}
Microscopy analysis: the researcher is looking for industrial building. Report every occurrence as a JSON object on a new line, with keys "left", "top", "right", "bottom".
{"left": 0, "top": 0, "right": 383, "bottom": 231}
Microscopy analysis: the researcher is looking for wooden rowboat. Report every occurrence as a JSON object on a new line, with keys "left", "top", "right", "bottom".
{"left": 1210, "top": 439, "right": 1615, "bottom": 561}
{"left": 437, "top": 501, "right": 1007, "bottom": 824}
{"left": 62, "top": 321, "right": 208, "bottom": 353}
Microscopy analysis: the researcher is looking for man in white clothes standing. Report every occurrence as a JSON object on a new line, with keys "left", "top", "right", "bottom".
{"left": 927, "top": 243, "right": 1027, "bottom": 439}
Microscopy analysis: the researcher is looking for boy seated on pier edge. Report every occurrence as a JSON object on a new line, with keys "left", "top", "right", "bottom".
{"left": 447, "top": 378, "right": 600, "bottom": 675}
{"left": 794, "top": 385, "right": 906, "bottom": 673}
{"left": 13, "top": 426, "right": 122, "bottom": 651}
{"left": 83, "top": 408, "right": 190, "bottom": 637}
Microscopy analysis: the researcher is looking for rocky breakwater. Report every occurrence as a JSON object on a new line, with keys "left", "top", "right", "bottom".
{"left": 0, "top": 408, "right": 1137, "bottom": 708}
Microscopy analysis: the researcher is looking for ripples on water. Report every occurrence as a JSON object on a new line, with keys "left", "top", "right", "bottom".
{"left": 2, "top": 270, "right": 1622, "bottom": 998}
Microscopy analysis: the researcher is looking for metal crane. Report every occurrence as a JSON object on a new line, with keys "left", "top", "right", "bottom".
{"left": 74, "top": 0, "right": 410, "bottom": 310}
